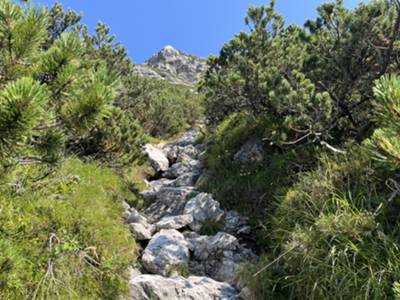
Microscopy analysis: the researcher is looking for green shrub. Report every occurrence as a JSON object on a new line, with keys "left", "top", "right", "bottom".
{"left": 0, "top": 159, "right": 136, "bottom": 300}
{"left": 119, "top": 75, "right": 203, "bottom": 138}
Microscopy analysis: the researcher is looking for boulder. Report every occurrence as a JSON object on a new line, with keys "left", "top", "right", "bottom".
{"left": 144, "top": 144, "right": 169, "bottom": 172}
{"left": 155, "top": 214, "right": 193, "bottom": 231}
{"left": 129, "top": 275, "right": 240, "bottom": 300}
{"left": 164, "top": 162, "right": 192, "bottom": 179}
{"left": 144, "top": 186, "right": 196, "bottom": 222}
{"left": 187, "top": 232, "right": 239, "bottom": 261}
{"left": 129, "top": 223, "right": 153, "bottom": 241}
{"left": 163, "top": 144, "right": 200, "bottom": 163}
{"left": 141, "top": 229, "right": 190, "bottom": 276}
{"left": 233, "top": 138, "right": 264, "bottom": 164}
{"left": 184, "top": 232, "right": 257, "bottom": 284}
{"left": 172, "top": 172, "right": 199, "bottom": 187}
{"left": 164, "top": 159, "right": 203, "bottom": 180}
{"left": 148, "top": 178, "right": 175, "bottom": 192}
{"left": 184, "top": 193, "right": 224, "bottom": 231}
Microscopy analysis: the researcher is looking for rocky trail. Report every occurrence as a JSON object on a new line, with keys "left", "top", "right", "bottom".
{"left": 122, "top": 128, "right": 258, "bottom": 300}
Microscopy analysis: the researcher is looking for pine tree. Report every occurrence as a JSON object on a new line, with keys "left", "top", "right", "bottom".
{"left": 0, "top": 0, "right": 122, "bottom": 169}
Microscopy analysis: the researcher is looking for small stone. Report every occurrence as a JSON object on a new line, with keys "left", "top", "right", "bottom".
{"left": 155, "top": 214, "right": 194, "bottom": 231}
{"left": 122, "top": 201, "right": 131, "bottom": 211}
{"left": 237, "top": 226, "right": 252, "bottom": 235}
{"left": 129, "top": 223, "right": 152, "bottom": 241}
{"left": 224, "top": 210, "right": 249, "bottom": 235}
{"left": 233, "top": 138, "right": 265, "bottom": 164}
{"left": 172, "top": 172, "right": 199, "bottom": 187}
{"left": 126, "top": 208, "right": 148, "bottom": 225}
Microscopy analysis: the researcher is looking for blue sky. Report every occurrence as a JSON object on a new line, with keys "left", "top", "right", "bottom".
{"left": 31, "top": 0, "right": 363, "bottom": 63}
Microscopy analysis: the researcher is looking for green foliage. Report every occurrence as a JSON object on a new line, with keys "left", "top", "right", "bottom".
{"left": 0, "top": 159, "right": 136, "bottom": 300}
{"left": 369, "top": 75, "right": 400, "bottom": 166}
{"left": 0, "top": 0, "right": 127, "bottom": 169}
{"left": 0, "top": 77, "right": 48, "bottom": 160}
{"left": 119, "top": 74, "right": 203, "bottom": 138}
{"left": 72, "top": 108, "right": 146, "bottom": 167}
{"left": 46, "top": 2, "right": 82, "bottom": 43}
{"left": 201, "top": 0, "right": 399, "bottom": 145}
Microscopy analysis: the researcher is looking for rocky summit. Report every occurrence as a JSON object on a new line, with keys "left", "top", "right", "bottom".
{"left": 123, "top": 128, "right": 258, "bottom": 300}
{"left": 134, "top": 45, "right": 207, "bottom": 86}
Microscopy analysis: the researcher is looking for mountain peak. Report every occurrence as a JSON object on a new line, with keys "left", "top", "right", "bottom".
{"left": 161, "top": 45, "right": 179, "bottom": 53}
{"left": 135, "top": 45, "right": 207, "bottom": 86}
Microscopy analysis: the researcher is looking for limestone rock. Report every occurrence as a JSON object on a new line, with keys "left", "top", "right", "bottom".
{"left": 129, "top": 223, "right": 153, "bottom": 241}
{"left": 144, "top": 144, "right": 169, "bottom": 173}
{"left": 233, "top": 138, "right": 265, "bottom": 164}
{"left": 164, "top": 162, "right": 192, "bottom": 179}
{"left": 172, "top": 172, "right": 199, "bottom": 187}
{"left": 184, "top": 193, "right": 224, "bottom": 231}
{"left": 184, "top": 232, "right": 257, "bottom": 284}
{"left": 122, "top": 201, "right": 131, "bottom": 211}
{"left": 128, "top": 275, "right": 240, "bottom": 300}
{"left": 126, "top": 208, "right": 148, "bottom": 226}
{"left": 224, "top": 210, "right": 250, "bottom": 236}
{"left": 144, "top": 186, "right": 196, "bottom": 222}
{"left": 155, "top": 214, "right": 193, "bottom": 231}
{"left": 176, "top": 129, "right": 202, "bottom": 147}
{"left": 139, "top": 190, "right": 157, "bottom": 202}
{"left": 148, "top": 178, "right": 174, "bottom": 192}
{"left": 178, "top": 145, "right": 200, "bottom": 161}
{"left": 141, "top": 229, "right": 190, "bottom": 276}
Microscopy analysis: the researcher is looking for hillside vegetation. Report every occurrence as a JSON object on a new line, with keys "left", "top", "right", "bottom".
{"left": 199, "top": 0, "right": 400, "bottom": 299}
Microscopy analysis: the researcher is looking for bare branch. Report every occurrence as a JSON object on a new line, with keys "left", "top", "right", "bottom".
{"left": 320, "top": 141, "right": 346, "bottom": 154}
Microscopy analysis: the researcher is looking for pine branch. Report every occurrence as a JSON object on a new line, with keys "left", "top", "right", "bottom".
{"left": 379, "top": 2, "right": 400, "bottom": 76}
{"left": 34, "top": 121, "right": 62, "bottom": 131}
